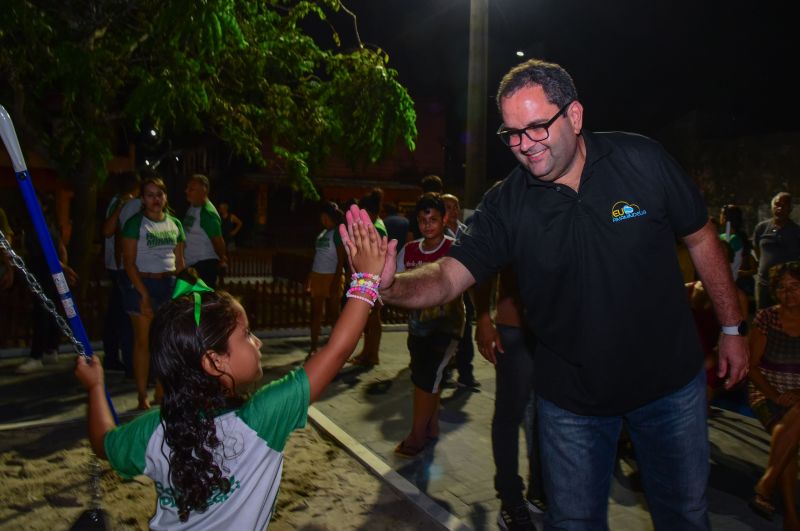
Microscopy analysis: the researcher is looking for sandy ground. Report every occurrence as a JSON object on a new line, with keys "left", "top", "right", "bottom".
{"left": 0, "top": 336, "right": 440, "bottom": 531}
{"left": 0, "top": 419, "right": 434, "bottom": 530}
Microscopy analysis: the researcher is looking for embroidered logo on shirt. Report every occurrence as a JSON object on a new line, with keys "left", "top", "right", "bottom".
{"left": 155, "top": 476, "right": 242, "bottom": 509}
{"left": 611, "top": 201, "right": 648, "bottom": 223}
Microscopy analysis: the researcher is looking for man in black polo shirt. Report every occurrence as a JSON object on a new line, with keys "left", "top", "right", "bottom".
{"left": 342, "top": 59, "right": 749, "bottom": 530}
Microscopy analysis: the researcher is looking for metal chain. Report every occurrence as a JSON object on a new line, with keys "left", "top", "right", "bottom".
{"left": 1, "top": 225, "right": 108, "bottom": 518}
{"left": 89, "top": 455, "right": 103, "bottom": 509}
{"left": 0, "top": 229, "right": 86, "bottom": 357}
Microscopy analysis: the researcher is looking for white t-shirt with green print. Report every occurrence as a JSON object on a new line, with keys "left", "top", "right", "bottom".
{"left": 121, "top": 212, "right": 185, "bottom": 273}
{"left": 104, "top": 368, "right": 310, "bottom": 530}
{"left": 183, "top": 200, "right": 222, "bottom": 266}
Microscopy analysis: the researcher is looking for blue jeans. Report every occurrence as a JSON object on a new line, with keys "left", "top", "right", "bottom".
{"left": 538, "top": 370, "right": 709, "bottom": 531}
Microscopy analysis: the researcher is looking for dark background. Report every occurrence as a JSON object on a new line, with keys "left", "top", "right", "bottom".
{"left": 328, "top": 0, "right": 797, "bottom": 183}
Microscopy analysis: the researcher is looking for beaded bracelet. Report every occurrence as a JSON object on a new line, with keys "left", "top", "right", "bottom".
{"left": 351, "top": 272, "right": 381, "bottom": 284}
{"left": 347, "top": 293, "right": 377, "bottom": 306}
{"left": 349, "top": 286, "right": 379, "bottom": 298}
{"left": 346, "top": 272, "right": 381, "bottom": 306}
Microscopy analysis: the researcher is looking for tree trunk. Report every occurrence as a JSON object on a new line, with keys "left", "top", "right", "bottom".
{"left": 68, "top": 157, "right": 99, "bottom": 299}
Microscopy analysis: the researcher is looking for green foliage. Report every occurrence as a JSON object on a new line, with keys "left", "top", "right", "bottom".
{"left": 0, "top": 0, "right": 417, "bottom": 199}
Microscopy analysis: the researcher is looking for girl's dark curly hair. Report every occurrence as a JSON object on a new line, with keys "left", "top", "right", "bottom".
{"left": 149, "top": 290, "right": 243, "bottom": 522}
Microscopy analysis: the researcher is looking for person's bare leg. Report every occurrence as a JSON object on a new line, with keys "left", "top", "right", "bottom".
{"left": 362, "top": 308, "right": 382, "bottom": 363}
{"left": 153, "top": 381, "right": 164, "bottom": 405}
{"left": 426, "top": 392, "right": 442, "bottom": 440}
{"left": 309, "top": 297, "right": 324, "bottom": 354}
{"left": 402, "top": 387, "right": 438, "bottom": 450}
{"left": 131, "top": 314, "right": 151, "bottom": 409}
{"left": 325, "top": 293, "right": 341, "bottom": 325}
{"left": 778, "top": 454, "right": 800, "bottom": 530}
{"left": 757, "top": 404, "right": 800, "bottom": 498}
{"left": 353, "top": 307, "right": 381, "bottom": 364}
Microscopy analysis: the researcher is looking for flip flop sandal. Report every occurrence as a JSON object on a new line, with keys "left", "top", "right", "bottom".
{"left": 348, "top": 356, "right": 377, "bottom": 367}
{"left": 394, "top": 440, "right": 425, "bottom": 458}
{"left": 749, "top": 494, "right": 775, "bottom": 520}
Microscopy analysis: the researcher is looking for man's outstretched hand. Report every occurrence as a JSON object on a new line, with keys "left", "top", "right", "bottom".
{"left": 339, "top": 205, "right": 398, "bottom": 290}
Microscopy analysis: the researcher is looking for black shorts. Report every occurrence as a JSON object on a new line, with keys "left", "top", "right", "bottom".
{"left": 408, "top": 332, "right": 459, "bottom": 393}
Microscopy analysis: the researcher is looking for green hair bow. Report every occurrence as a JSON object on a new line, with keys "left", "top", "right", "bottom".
{"left": 172, "top": 275, "right": 214, "bottom": 325}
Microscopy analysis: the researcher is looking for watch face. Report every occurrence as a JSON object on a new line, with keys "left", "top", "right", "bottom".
{"left": 738, "top": 320, "right": 749, "bottom": 336}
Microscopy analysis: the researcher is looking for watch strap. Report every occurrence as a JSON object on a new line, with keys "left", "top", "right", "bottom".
{"left": 721, "top": 325, "right": 740, "bottom": 335}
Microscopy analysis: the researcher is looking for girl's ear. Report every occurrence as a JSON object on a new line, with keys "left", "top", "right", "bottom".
{"left": 201, "top": 351, "right": 226, "bottom": 376}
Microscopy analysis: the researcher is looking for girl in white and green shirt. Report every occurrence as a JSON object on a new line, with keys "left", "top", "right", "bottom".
{"left": 121, "top": 176, "right": 185, "bottom": 410}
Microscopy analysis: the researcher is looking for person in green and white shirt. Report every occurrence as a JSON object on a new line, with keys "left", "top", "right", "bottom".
{"left": 121, "top": 176, "right": 185, "bottom": 410}
{"left": 101, "top": 171, "right": 140, "bottom": 375}
{"left": 184, "top": 174, "right": 227, "bottom": 289}
{"left": 75, "top": 209, "right": 390, "bottom": 529}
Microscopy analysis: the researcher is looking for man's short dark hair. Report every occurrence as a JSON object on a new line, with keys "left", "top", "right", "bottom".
{"left": 496, "top": 59, "right": 578, "bottom": 112}
{"left": 415, "top": 192, "right": 445, "bottom": 218}
{"left": 189, "top": 173, "right": 210, "bottom": 191}
{"left": 420, "top": 174, "right": 443, "bottom": 194}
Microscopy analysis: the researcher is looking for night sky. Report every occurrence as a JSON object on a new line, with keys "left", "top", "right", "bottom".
{"left": 329, "top": 0, "right": 796, "bottom": 180}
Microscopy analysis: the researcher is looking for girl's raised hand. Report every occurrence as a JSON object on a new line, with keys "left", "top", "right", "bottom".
{"left": 339, "top": 205, "right": 398, "bottom": 287}
{"left": 344, "top": 206, "right": 387, "bottom": 276}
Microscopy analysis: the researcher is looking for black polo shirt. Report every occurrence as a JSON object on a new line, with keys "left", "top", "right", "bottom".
{"left": 450, "top": 131, "right": 708, "bottom": 415}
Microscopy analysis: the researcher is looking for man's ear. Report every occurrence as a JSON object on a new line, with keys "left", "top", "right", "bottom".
{"left": 567, "top": 100, "right": 584, "bottom": 134}
{"left": 201, "top": 351, "right": 226, "bottom": 376}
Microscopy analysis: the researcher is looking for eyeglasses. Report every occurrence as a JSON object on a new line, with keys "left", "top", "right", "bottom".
{"left": 496, "top": 101, "right": 573, "bottom": 147}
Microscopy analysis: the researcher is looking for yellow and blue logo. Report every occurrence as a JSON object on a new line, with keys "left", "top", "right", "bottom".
{"left": 611, "top": 201, "right": 647, "bottom": 223}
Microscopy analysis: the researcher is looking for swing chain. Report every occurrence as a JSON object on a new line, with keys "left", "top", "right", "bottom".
{"left": 89, "top": 456, "right": 103, "bottom": 509}
{"left": 0, "top": 229, "right": 87, "bottom": 358}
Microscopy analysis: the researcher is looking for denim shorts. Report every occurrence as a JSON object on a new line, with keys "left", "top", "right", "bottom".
{"left": 121, "top": 274, "right": 175, "bottom": 316}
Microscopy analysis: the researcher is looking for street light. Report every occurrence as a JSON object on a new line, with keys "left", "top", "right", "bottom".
{"left": 464, "top": 0, "right": 488, "bottom": 209}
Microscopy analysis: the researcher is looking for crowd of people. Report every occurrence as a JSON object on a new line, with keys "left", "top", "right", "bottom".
{"left": 2, "top": 57, "right": 800, "bottom": 530}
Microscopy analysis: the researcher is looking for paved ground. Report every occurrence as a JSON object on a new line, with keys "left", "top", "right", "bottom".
{"left": 0, "top": 329, "right": 791, "bottom": 530}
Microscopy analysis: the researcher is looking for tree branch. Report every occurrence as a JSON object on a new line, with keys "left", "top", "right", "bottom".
{"left": 339, "top": 1, "right": 362, "bottom": 47}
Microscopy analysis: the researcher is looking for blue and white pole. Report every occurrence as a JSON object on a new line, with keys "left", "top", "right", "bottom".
{"left": 0, "top": 104, "right": 118, "bottom": 424}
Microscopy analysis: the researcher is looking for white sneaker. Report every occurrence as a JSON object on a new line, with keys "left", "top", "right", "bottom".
{"left": 42, "top": 350, "right": 59, "bottom": 364}
{"left": 16, "top": 358, "right": 44, "bottom": 374}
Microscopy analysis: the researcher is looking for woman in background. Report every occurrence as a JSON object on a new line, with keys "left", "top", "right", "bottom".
{"left": 121, "top": 176, "right": 185, "bottom": 409}
{"left": 748, "top": 261, "right": 800, "bottom": 529}
{"left": 306, "top": 201, "right": 345, "bottom": 357}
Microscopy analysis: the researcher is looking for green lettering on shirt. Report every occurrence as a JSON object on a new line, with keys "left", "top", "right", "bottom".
{"left": 146, "top": 231, "right": 178, "bottom": 247}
